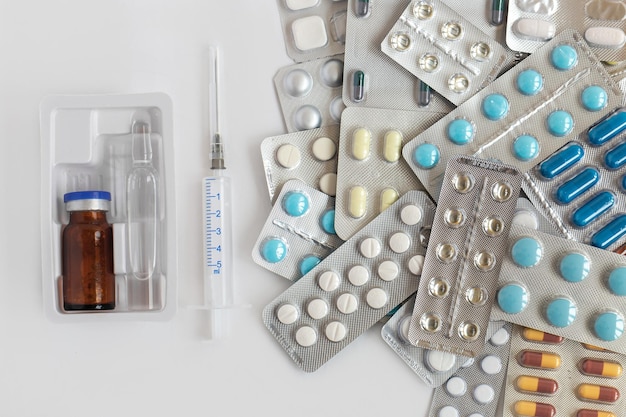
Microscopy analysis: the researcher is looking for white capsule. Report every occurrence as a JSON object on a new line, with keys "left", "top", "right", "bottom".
{"left": 585, "top": 27, "right": 626, "bottom": 49}
{"left": 513, "top": 18, "right": 556, "bottom": 41}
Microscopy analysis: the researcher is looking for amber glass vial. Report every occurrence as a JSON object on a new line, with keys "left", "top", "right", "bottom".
{"left": 62, "top": 191, "right": 115, "bottom": 311}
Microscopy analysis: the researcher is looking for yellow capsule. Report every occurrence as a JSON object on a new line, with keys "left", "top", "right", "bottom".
{"left": 522, "top": 328, "right": 564, "bottom": 344}
{"left": 379, "top": 188, "right": 399, "bottom": 212}
{"left": 352, "top": 128, "right": 371, "bottom": 160}
{"left": 577, "top": 410, "right": 616, "bottom": 417}
{"left": 349, "top": 186, "right": 367, "bottom": 218}
{"left": 515, "top": 375, "right": 558, "bottom": 395}
{"left": 519, "top": 350, "right": 561, "bottom": 369}
{"left": 583, "top": 343, "right": 609, "bottom": 352}
{"left": 577, "top": 383, "right": 620, "bottom": 403}
{"left": 514, "top": 400, "right": 555, "bottom": 417}
{"left": 383, "top": 130, "right": 402, "bottom": 162}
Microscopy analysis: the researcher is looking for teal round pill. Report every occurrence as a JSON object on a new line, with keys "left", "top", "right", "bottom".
{"left": 547, "top": 110, "right": 574, "bottom": 137}
{"left": 559, "top": 253, "right": 590, "bottom": 283}
{"left": 511, "top": 237, "right": 543, "bottom": 268}
{"left": 482, "top": 93, "right": 509, "bottom": 121}
{"left": 299, "top": 255, "right": 321, "bottom": 276}
{"left": 447, "top": 119, "right": 474, "bottom": 145}
{"left": 551, "top": 45, "right": 578, "bottom": 71}
{"left": 261, "top": 238, "right": 288, "bottom": 263}
{"left": 320, "top": 209, "right": 336, "bottom": 235}
{"left": 282, "top": 191, "right": 310, "bottom": 217}
{"left": 497, "top": 283, "right": 529, "bottom": 314}
{"left": 545, "top": 297, "right": 577, "bottom": 328}
{"left": 594, "top": 311, "right": 624, "bottom": 341}
{"left": 413, "top": 143, "right": 440, "bottom": 169}
{"left": 516, "top": 69, "right": 543, "bottom": 96}
{"left": 581, "top": 85, "right": 608, "bottom": 112}
{"left": 512, "top": 135, "right": 540, "bottom": 161}
{"left": 608, "top": 267, "right": 626, "bottom": 296}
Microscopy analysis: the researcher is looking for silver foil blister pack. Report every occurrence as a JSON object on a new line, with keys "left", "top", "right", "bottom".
{"left": 276, "top": 0, "right": 348, "bottom": 63}
{"left": 514, "top": 196, "right": 560, "bottom": 234}
{"left": 380, "top": 0, "right": 509, "bottom": 106}
{"left": 262, "top": 191, "right": 434, "bottom": 372}
{"left": 334, "top": 107, "right": 445, "bottom": 240}
{"left": 402, "top": 29, "right": 622, "bottom": 199}
{"left": 408, "top": 156, "right": 522, "bottom": 358}
{"left": 492, "top": 223, "right": 626, "bottom": 354}
{"left": 274, "top": 55, "right": 346, "bottom": 132}
{"left": 342, "top": 0, "right": 454, "bottom": 111}
{"left": 261, "top": 125, "right": 339, "bottom": 203}
{"left": 503, "top": 325, "right": 626, "bottom": 417}
{"left": 428, "top": 323, "right": 513, "bottom": 417}
{"left": 252, "top": 179, "right": 343, "bottom": 282}
{"left": 523, "top": 109, "right": 626, "bottom": 252}
{"left": 506, "top": 0, "right": 626, "bottom": 62}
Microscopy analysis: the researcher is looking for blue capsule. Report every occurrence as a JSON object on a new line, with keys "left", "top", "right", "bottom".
{"left": 588, "top": 110, "right": 626, "bottom": 146}
{"left": 550, "top": 45, "right": 578, "bottom": 71}
{"left": 539, "top": 143, "right": 584, "bottom": 179}
{"left": 413, "top": 143, "right": 440, "bottom": 169}
{"left": 545, "top": 297, "right": 577, "bottom": 328}
{"left": 447, "top": 119, "right": 474, "bottom": 145}
{"left": 547, "top": 110, "right": 574, "bottom": 137}
{"left": 299, "top": 255, "right": 321, "bottom": 276}
{"left": 283, "top": 191, "right": 310, "bottom": 217}
{"left": 594, "top": 311, "right": 624, "bottom": 341}
{"left": 605, "top": 142, "right": 626, "bottom": 169}
{"left": 572, "top": 191, "right": 615, "bottom": 227}
{"left": 581, "top": 85, "right": 608, "bottom": 112}
{"left": 590, "top": 214, "right": 626, "bottom": 249}
{"left": 320, "top": 209, "right": 336, "bottom": 235}
{"left": 482, "top": 93, "right": 509, "bottom": 121}
{"left": 555, "top": 168, "right": 600, "bottom": 204}
{"left": 261, "top": 238, "right": 288, "bottom": 263}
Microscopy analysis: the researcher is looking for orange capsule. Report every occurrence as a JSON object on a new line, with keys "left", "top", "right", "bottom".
{"left": 519, "top": 350, "right": 561, "bottom": 369}
{"left": 522, "top": 328, "right": 564, "bottom": 344}
{"left": 580, "top": 358, "right": 623, "bottom": 378}
{"left": 516, "top": 375, "right": 558, "bottom": 395}
{"left": 514, "top": 400, "right": 556, "bottom": 417}
{"left": 583, "top": 343, "right": 610, "bottom": 352}
{"left": 577, "top": 410, "right": 616, "bottom": 417}
{"left": 577, "top": 384, "right": 620, "bottom": 403}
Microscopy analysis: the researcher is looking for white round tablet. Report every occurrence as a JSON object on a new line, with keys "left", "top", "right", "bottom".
{"left": 325, "top": 321, "right": 347, "bottom": 342}
{"left": 408, "top": 255, "right": 425, "bottom": 275}
{"left": 318, "top": 172, "right": 337, "bottom": 196}
{"left": 276, "top": 144, "right": 301, "bottom": 169}
{"left": 276, "top": 303, "right": 299, "bottom": 325}
{"left": 512, "top": 209, "right": 538, "bottom": 230}
{"left": 360, "top": 237, "right": 381, "bottom": 258}
{"left": 401, "top": 204, "right": 423, "bottom": 225}
{"left": 312, "top": 136, "right": 336, "bottom": 161}
{"left": 389, "top": 232, "right": 411, "bottom": 253}
{"left": 295, "top": 326, "right": 317, "bottom": 347}
{"left": 473, "top": 384, "right": 495, "bottom": 404}
{"left": 318, "top": 270, "right": 340, "bottom": 292}
{"left": 307, "top": 298, "right": 329, "bottom": 320}
{"left": 336, "top": 293, "right": 358, "bottom": 314}
{"left": 348, "top": 265, "right": 369, "bottom": 286}
{"left": 426, "top": 349, "right": 456, "bottom": 372}
{"left": 489, "top": 327, "right": 510, "bottom": 346}
{"left": 445, "top": 376, "right": 467, "bottom": 397}
{"left": 398, "top": 316, "right": 411, "bottom": 342}
{"left": 480, "top": 355, "right": 502, "bottom": 375}
{"left": 461, "top": 357, "right": 475, "bottom": 368}
{"left": 468, "top": 414, "right": 484, "bottom": 417}
{"left": 378, "top": 260, "right": 399, "bottom": 281}
{"left": 438, "top": 405, "right": 459, "bottom": 417}
{"left": 366, "top": 288, "right": 388, "bottom": 309}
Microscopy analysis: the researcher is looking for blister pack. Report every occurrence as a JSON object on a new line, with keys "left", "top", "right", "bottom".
{"left": 402, "top": 29, "right": 622, "bottom": 199}
{"left": 523, "top": 109, "right": 626, "bottom": 251}
{"left": 276, "top": 0, "right": 348, "bottom": 63}
{"left": 334, "top": 107, "right": 445, "bottom": 240}
{"left": 262, "top": 191, "right": 434, "bottom": 372}
{"left": 513, "top": 197, "right": 560, "bottom": 234}
{"left": 407, "top": 156, "right": 522, "bottom": 358}
{"left": 252, "top": 179, "right": 343, "bottom": 282}
{"left": 506, "top": 0, "right": 626, "bottom": 62}
{"left": 274, "top": 55, "right": 346, "bottom": 132}
{"left": 342, "top": 0, "right": 454, "bottom": 111}
{"left": 261, "top": 125, "right": 339, "bottom": 203}
{"left": 503, "top": 325, "right": 625, "bottom": 417}
{"left": 492, "top": 223, "right": 626, "bottom": 354}
{"left": 380, "top": 0, "right": 509, "bottom": 106}
{"left": 428, "top": 323, "right": 513, "bottom": 417}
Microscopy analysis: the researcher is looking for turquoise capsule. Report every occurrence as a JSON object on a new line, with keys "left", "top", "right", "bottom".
{"left": 605, "top": 142, "right": 626, "bottom": 169}
{"left": 539, "top": 143, "right": 584, "bottom": 179}
{"left": 555, "top": 168, "right": 600, "bottom": 204}
{"left": 511, "top": 237, "right": 543, "bottom": 268}
{"left": 594, "top": 311, "right": 624, "bottom": 341}
{"left": 590, "top": 214, "right": 626, "bottom": 249}
{"left": 588, "top": 110, "right": 626, "bottom": 146}
{"left": 497, "top": 283, "right": 529, "bottom": 314}
{"left": 282, "top": 191, "right": 310, "bottom": 217}
{"left": 299, "top": 255, "right": 321, "bottom": 276}
{"left": 608, "top": 267, "right": 626, "bottom": 296}
{"left": 320, "top": 209, "right": 336, "bottom": 235}
{"left": 559, "top": 253, "right": 591, "bottom": 283}
{"left": 261, "top": 238, "right": 288, "bottom": 263}
{"left": 413, "top": 143, "right": 440, "bottom": 169}
{"left": 545, "top": 297, "right": 577, "bottom": 328}
{"left": 572, "top": 192, "right": 615, "bottom": 227}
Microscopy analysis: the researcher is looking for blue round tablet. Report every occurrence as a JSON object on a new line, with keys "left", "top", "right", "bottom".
{"left": 511, "top": 237, "right": 543, "bottom": 268}
{"left": 512, "top": 135, "right": 539, "bottom": 161}
{"left": 559, "top": 252, "right": 590, "bottom": 283}
{"left": 497, "top": 283, "right": 529, "bottom": 314}
{"left": 320, "top": 209, "right": 336, "bottom": 235}
{"left": 516, "top": 69, "right": 543, "bottom": 96}
{"left": 299, "top": 255, "right": 321, "bottom": 276}
{"left": 594, "top": 311, "right": 624, "bottom": 341}
{"left": 551, "top": 45, "right": 578, "bottom": 71}
{"left": 608, "top": 267, "right": 626, "bottom": 296}
{"left": 447, "top": 119, "right": 474, "bottom": 145}
{"left": 261, "top": 238, "right": 288, "bottom": 263}
{"left": 482, "top": 93, "right": 509, "bottom": 121}
{"left": 545, "top": 297, "right": 577, "bottom": 328}
{"left": 547, "top": 110, "right": 574, "bottom": 137}
{"left": 581, "top": 85, "right": 608, "bottom": 112}
{"left": 282, "top": 191, "right": 310, "bottom": 217}
{"left": 413, "top": 143, "right": 440, "bottom": 169}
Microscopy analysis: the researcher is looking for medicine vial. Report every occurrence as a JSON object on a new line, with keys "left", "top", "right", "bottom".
{"left": 62, "top": 191, "right": 115, "bottom": 311}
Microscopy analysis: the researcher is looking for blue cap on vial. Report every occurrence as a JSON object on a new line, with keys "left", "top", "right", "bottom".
{"left": 64, "top": 190, "right": 111, "bottom": 202}
{"left": 64, "top": 190, "right": 111, "bottom": 212}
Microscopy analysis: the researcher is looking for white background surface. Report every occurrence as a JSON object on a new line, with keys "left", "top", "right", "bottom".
{"left": 0, "top": 1, "right": 433, "bottom": 415}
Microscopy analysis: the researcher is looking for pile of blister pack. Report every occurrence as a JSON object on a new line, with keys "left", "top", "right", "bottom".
{"left": 253, "top": 1, "right": 626, "bottom": 416}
